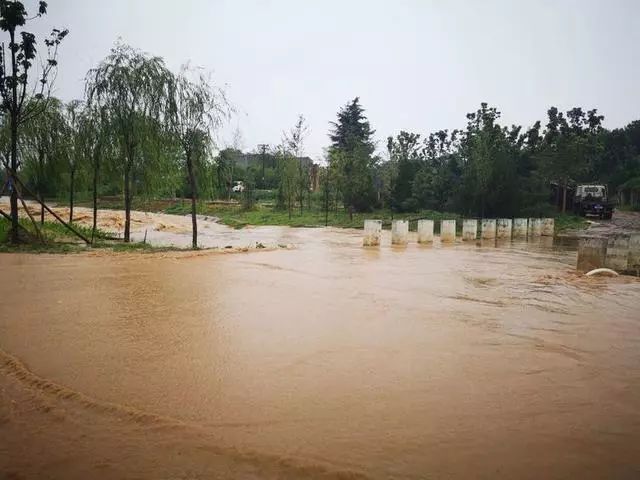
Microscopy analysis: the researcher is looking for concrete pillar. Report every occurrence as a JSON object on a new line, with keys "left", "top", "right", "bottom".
{"left": 417, "top": 219, "right": 434, "bottom": 244}
{"left": 605, "top": 234, "right": 630, "bottom": 272}
{"left": 528, "top": 218, "right": 542, "bottom": 236}
{"left": 363, "top": 219, "right": 382, "bottom": 247}
{"left": 440, "top": 220, "right": 456, "bottom": 243}
{"left": 496, "top": 219, "right": 512, "bottom": 239}
{"left": 541, "top": 218, "right": 555, "bottom": 236}
{"left": 513, "top": 218, "right": 528, "bottom": 237}
{"left": 391, "top": 220, "right": 409, "bottom": 245}
{"left": 577, "top": 237, "right": 608, "bottom": 272}
{"left": 462, "top": 219, "right": 478, "bottom": 241}
{"left": 628, "top": 234, "right": 640, "bottom": 275}
{"left": 481, "top": 219, "right": 496, "bottom": 239}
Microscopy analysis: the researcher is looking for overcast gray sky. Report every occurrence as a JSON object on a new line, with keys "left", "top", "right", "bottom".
{"left": 32, "top": 0, "right": 640, "bottom": 159}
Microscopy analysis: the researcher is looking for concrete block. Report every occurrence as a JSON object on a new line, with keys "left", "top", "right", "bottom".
{"left": 628, "top": 234, "right": 640, "bottom": 275}
{"left": 363, "top": 219, "right": 382, "bottom": 247}
{"left": 481, "top": 219, "right": 496, "bottom": 239}
{"left": 417, "top": 219, "right": 434, "bottom": 244}
{"left": 605, "top": 234, "right": 630, "bottom": 272}
{"left": 391, "top": 220, "right": 409, "bottom": 245}
{"left": 528, "top": 218, "right": 542, "bottom": 236}
{"left": 440, "top": 220, "right": 456, "bottom": 243}
{"left": 542, "top": 218, "right": 555, "bottom": 236}
{"left": 496, "top": 219, "right": 512, "bottom": 239}
{"left": 462, "top": 219, "right": 478, "bottom": 241}
{"left": 577, "top": 237, "right": 607, "bottom": 272}
{"left": 513, "top": 218, "right": 528, "bottom": 237}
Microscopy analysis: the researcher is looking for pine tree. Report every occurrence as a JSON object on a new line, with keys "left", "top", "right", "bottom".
{"left": 328, "top": 97, "right": 377, "bottom": 216}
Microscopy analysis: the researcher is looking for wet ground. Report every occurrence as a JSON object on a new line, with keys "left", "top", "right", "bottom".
{"left": 583, "top": 210, "right": 640, "bottom": 236}
{"left": 1, "top": 219, "right": 640, "bottom": 479}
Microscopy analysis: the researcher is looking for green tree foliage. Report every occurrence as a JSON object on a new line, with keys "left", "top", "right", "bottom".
{"left": 536, "top": 107, "right": 605, "bottom": 211}
{"left": 276, "top": 140, "right": 298, "bottom": 219}
{"left": 86, "top": 42, "right": 174, "bottom": 241}
{"left": 61, "top": 99, "right": 85, "bottom": 222}
{"left": 77, "top": 104, "right": 111, "bottom": 237}
{"left": 170, "top": 65, "right": 230, "bottom": 248}
{"left": 378, "top": 103, "right": 640, "bottom": 217}
{"left": 329, "top": 97, "right": 377, "bottom": 216}
{"left": 456, "top": 104, "right": 520, "bottom": 216}
{"left": 215, "top": 147, "right": 239, "bottom": 200}
{"left": 412, "top": 129, "right": 461, "bottom": 212}
{"left": 387, "top": 131, "right": 423, "bottom": 212}
{"left": 0, "top": 0, "right": 67, "bottom": 242}
{"left": 20, "top": 98, "right": 66, "bottom": 222}
{"left": 283, "top": 114, "right": 310, "bottom": 214}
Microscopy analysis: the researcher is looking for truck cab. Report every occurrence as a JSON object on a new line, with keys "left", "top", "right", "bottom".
{"left": 573, "top": 184, "right": 613, "bottom": 219}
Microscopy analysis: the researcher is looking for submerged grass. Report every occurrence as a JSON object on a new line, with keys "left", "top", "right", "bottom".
{"left": 0, "top": 217, "right": 182, "bottom": 254}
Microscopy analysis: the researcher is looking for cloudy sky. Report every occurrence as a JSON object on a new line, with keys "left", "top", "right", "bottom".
{"left": 29, "top": 0, "right": 640, "bottom": 159}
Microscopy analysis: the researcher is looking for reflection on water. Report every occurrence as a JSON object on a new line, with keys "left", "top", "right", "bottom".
{"left": 1, "top": 227, "right": 639, "bottom": 479}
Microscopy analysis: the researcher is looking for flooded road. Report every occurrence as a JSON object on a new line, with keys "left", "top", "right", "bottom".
{"left": 1, "top": 227, "right": 640, "bottom": 479}
{"left": 0, "top": 196, "right": 307, "bottom": 249}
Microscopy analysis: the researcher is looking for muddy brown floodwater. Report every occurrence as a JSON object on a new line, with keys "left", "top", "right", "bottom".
{"left": 1, "top": 226, "right": 640, "bottom": 479}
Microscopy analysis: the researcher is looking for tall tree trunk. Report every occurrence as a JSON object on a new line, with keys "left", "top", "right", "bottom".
{"left": 562, "top": 181, "right": 567, "bottom": 213}
{"left": 324, "top": 182, "right": 329, "bottom": 227}
{"left": 123, "top": 162, "right": 131, "bottom": 242}
{"left": 92, "top": 157, "right": 99, "bottom": 240}
{"left": 8, "top": 28, "right": 19, "bottom": 244}
{"left": 69, "top": 167, "right": 75, "bottom": 223}
{"left": 186, "top": 153, "right": 198, "bottom": 249}
{"left": 37, "top": 152, "right": 45, "bottom": 225}
{"left": 39, "top": 189, "right": 44, "bottom": 225}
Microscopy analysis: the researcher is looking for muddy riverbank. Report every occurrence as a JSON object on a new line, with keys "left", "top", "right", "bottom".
{"left": 564, "top": 210, "right": 640, "bottom": 238}
{"left": 1, "top": 228, "right": 639, "bottom": 479}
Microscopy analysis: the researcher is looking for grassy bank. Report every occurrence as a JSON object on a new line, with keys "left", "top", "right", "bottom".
{"left": 553, "top": 214, "right": 590, "bottom": 233}
{"left": 161, "top": 199, "right": 588, "bottom": 233}
{"left": 78, "top": 197, "right": 590, "bottom": 233}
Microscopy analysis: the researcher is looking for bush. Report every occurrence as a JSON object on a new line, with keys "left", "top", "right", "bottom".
{"left": 520, "top": 202, "right": 558, "bottom": 217}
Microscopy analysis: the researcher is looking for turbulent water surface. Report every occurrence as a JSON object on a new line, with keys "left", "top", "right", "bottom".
{"left": 1, "top": 224, "right": 639, "bottom": 479}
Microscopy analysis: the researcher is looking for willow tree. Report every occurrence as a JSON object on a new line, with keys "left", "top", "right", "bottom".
{"left": 0, "top": 0, "right": 67, "bottom": 242}
{"left": 171, "top": 66, "right": 229, "bottom": 248}
{"left": 86, "top": 43, "right": 173, "bottom": 242}
{"left": 62, "top": 100, "right": 86, "bottom": 222}
{"left": 19, "top": 97, "right": 65, "bottom": 223}
{"left": 75, "top": 103, "right": 109, "bottom": 238}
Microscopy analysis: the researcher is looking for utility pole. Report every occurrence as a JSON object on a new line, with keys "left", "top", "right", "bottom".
{"left": 257, "top": 143, "right": 269, "bottom": 189}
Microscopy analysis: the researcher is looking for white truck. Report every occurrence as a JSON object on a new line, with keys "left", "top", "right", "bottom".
{"left": 573, "top": 184, "right": 614, "bottom": 219}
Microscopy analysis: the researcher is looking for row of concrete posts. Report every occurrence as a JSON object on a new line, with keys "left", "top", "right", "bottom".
{"left": 363, "top": 218, "right": 555, "bottom": 246}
